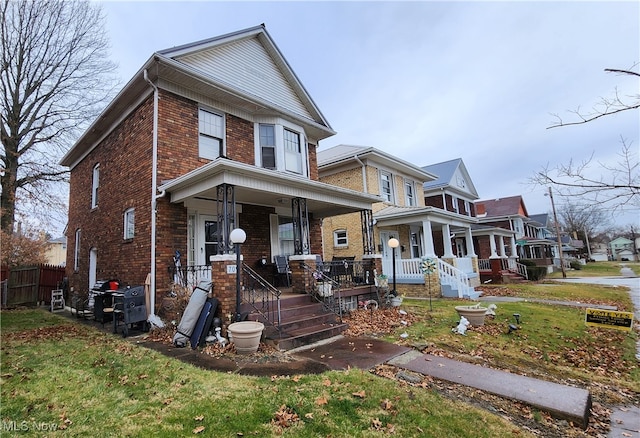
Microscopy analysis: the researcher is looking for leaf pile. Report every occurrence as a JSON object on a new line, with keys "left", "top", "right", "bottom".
{"left": 343, "top": 307, "right": 418, "bottom": 337}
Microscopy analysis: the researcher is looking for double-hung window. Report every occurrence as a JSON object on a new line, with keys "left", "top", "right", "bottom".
{"left": 91, "top": 164, "right": 99, "bottom": 208}
{"left": 260, "top": 124, "right": 276, "bottom": 169}
{"left": 380, "top": 172, "right": 393, "bottom": 203}
{"left": 124, "top": 208, "right": 135, "bottom": 239}
{"left": 198, "top": 108, "right": 224, "bottom": 159}
{"left": 405, "top": 180, "right": 415, "bottom": 206}
{"left": 284, "top": 128, "right": 302, "bottom": 174}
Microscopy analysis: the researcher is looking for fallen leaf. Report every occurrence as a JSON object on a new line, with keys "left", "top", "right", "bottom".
{"left": 322, "top": 378, "right": 331, "bottom": 386}
{"left": 315, "top": 396, "right": 328, "bottom": 406}
{"left": 194, "top": 415, "right": 204, "bottom": 421}
{"left": 305, "top": 413, "right": 314, "bottom": 419}
{"left": 192, "top": 425, "right": 205, "bottom": 434}
{"left": 352, "top": 390, "right": 366, "bottom": 398}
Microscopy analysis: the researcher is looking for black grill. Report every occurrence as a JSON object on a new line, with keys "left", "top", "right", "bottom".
{"left": 91, "top": 280, "right": 119, "bottom": 323}
{"left": 113, "top": 285, "right": 147, "bottom": 337}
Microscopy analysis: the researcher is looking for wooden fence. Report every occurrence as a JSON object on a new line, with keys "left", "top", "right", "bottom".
{"left": 1, "top": 264, "right": 66, "bottom": 307}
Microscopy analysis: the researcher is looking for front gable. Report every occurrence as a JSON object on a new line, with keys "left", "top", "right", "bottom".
{"left": 159, "top": 25, "right": 321, "bottom": 128}
{"left": 422, "top": 158, "right": 479, "bottom": 200}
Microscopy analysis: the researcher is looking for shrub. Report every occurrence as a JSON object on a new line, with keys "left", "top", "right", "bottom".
{"left": 569, "top": 260, "right": 582, "bottom": 270}
{"left": 519, "top": 259, "right": 537, "bottom": 267}
{"left": 526, "top": 266, "right": 548, "bottom": 281}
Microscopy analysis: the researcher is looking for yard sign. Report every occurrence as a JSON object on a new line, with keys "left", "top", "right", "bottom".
{"left": 585, "top": 308, "right": 634, "bottom": 332}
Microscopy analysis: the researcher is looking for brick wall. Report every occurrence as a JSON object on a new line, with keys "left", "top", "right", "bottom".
{"left": 66, "top": 97, "right": 155, "bottom": 293}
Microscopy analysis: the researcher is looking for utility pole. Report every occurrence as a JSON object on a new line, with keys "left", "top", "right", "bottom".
{"left": 547, "top": 187, "right": 566, "bottom": 278}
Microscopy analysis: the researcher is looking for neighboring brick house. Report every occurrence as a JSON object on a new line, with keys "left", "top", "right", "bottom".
{"left": 318, "top": 147, "right": 482, "bottom": 299}
{"left": 60, "top": 25, "right": 378, "bottom": 320}
{"left": 474, "top": 196, "right": 560, "bottom": 273}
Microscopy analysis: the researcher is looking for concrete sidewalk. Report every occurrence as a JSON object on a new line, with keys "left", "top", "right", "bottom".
{"left": 389, "top": 350, "right": 591, "bottom": 429}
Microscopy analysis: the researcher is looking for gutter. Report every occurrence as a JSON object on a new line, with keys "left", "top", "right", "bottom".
{"left": 144, "top": 69, "right": 160, "bottom": 321}
{"left": 353, "top": 154, "right": 368, "bottom": 193}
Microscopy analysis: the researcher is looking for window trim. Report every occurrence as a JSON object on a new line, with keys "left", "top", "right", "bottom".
{"left": 74, "top": 228, "right": 81, "bottom": 272}
{"left": 91, "top": 163, "right": 99, "bottom": 209}
{"left": 333, "top": 229, "right": 348, "bottom": 247}
{"left": 404, "top": 179, "right": 415, "bottom": 206}
{"left": 259, "top": 123, "right": 276, "bottom": 169}
{"left": 198, "top": 107, "right": 225, "bottom": 160}
{"left": 123, "top": 208, "right": 135, "bottom": 240}
{"left": 380, "top": 171, "right": 394, "bottom": 203}
{"left": 254, "top": 120, "right": 309, "bottom": 177}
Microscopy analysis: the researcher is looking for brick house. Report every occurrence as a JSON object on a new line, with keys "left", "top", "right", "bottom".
{"left": 319, "top": 148, "right": 483, "bottom": 299}
{"left": 60, "top": 25, "right": 378, "bottom": 323}
{"left": 474, "top": 196, "right": 560, "bottom": 276}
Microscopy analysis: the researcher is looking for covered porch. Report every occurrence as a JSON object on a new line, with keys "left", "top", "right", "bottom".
{"left": 373, "top": 205, "right": 481, "bottom": 299}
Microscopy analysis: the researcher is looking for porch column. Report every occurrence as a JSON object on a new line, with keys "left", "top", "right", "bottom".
{"left": 421, "top": 220, "right": 436, "bottom": 257}
{"left": 464, "top": 226, "right": 476, "bottom": 257}
{"left": 510, "top": 236, "right": 518, "bottom": 259}
{"left": 442, "top": 224, "right": 454, "bottom": 258}
{"left": 489, "top": 232, "right": 499, "bottom": 258}
{"left": 289, "top": 254, "right": 316, "bottom": 294}
{"left": 292, "top": 198, "right": 310, "bottom": 255}
{"left": 361, "top": 210, "right": 375, "bottom": 255}
{"left": 498, "top": 235, "right": 507, "bottom": 258}
{"left": 210, "top": 254, "right": 239, "bottom": 328}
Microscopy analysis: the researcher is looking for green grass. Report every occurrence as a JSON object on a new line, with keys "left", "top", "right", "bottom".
{"left": 395, "top": 285, "right": 638, "bottom": 394}
{"left": 1, "top": 309, "right": 533, "bottom": 437}
{"left": 548, "top": 260, "right": 640, "bottom": 278}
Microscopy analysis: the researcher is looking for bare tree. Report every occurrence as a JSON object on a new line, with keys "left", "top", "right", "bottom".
{"left": 0, "top": 0, "right": 118, "bottom": 234}
{"left": 534, "top": 137, "right": 639, "bottom": 210}
{"left": 547, "top": 67, "right": 640, "bottom": 129}
{"left": 534, "top": 66, "right": 639, "bottom": 212}
{"left": 552, "top": 202, "right": 610, "bottom": 255}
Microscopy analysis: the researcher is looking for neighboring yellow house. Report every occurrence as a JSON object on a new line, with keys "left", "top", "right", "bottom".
{"left": 318, "top": 145, "right": 482, "bottom": 299}
{"left": 45, "top": 236, "right": 67, "bottom": 266}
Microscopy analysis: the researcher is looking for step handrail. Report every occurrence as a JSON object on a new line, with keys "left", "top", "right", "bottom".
{"left": 240, "top": 265, "right": 281, "bottom": 331}
{"left": 300, "top": 262, "right": 343, "bottom": 322}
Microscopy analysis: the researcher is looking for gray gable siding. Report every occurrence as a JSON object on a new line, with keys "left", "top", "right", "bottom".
{"left": 176, "top": 37, "right": 313, "bottom": 120}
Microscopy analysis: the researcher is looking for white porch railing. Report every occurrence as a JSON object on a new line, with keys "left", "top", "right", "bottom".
{"left": 502, "top": 258, "right": 529, "bottom": 280}
{"left": 477, "top": 258, "right": 491, "bottom": 271}
{"left": 381, "top": 257, "right": 475, "bottom": 299}
{"left": 437, "top": 258, "right": 474, "bottom": 299}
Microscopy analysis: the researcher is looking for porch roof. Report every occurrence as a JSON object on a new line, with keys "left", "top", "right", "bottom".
{"left": 158, "top": 159, "right": 381, "bottom": 218}
{"left": 373, "top": 205, "right": 478, "bottom": 228}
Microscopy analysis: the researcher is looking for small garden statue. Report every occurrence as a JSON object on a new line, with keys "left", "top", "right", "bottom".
{"left": 453, "top": 316, "right": 470, "bottom": 335}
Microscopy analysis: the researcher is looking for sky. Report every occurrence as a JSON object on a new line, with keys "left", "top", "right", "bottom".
{"left": 98, "top": 0, "right": 639, "bottom": 228}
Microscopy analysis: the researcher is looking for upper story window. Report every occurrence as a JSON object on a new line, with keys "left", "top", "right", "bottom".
{"left": 91, "top": 163, "right": 99, "bottom": 209}
{"left": 199, "top": 108, "right": 224, "bottom": 160}
{"left": 404, "top": 180, "right": 415, "bottom": 206}
{"left": 259, "top": 124, "right": 276, "bottom": 169}
{"left": 452, "top": 196, "right": 459, "bottom": 213}
{"left": 334, "top": 229, "right": 348, "bottom": 247}
{"left": 123, "top": 208, "right": 135, "bottom": 240}
{"left": 464, "top": 200, "right": 471, "bottom": 215}
{"left": 284, "top": 129, "right": 302, "bottom": 174}
{"left": 380, "top": 171, "right": 394, "bottom": 203}
{"left": 255, "top": 121, "right": 308, "bottom": 176}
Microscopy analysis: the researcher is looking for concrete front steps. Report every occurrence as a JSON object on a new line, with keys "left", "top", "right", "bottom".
{"left": 250, "top": 294, "right": 348, "bottom": 351}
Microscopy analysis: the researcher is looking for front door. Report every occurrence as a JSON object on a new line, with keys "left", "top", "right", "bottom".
{"left": 197, "top": 215, "right": 218, "bottom": 266}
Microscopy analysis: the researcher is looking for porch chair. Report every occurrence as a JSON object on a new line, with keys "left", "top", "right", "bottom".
{"left": 274, "top": 255, "right": 292, "bottom": 287}
{"left": 50, "top": 289, "right": 65, "bottom": 312}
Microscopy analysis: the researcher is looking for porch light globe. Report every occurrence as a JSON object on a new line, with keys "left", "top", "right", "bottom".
{"left": 388, "top": 238, "right": 399, "bottom": 249}
{"left": 230, "top": 228, "right": 247, "bottom": 244}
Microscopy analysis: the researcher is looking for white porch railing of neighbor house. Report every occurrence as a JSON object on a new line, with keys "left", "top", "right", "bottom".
{"left": 478, "top": 258, "right": 491, "bottom": 271}
{"left": 437, "top": 258, "right": 474, "bottom": 298}
{"left": 502, "top": 258, "right": 529, "bottom": 280}
{"left": 382, "top": 257, "right": 474, "bottom": 299}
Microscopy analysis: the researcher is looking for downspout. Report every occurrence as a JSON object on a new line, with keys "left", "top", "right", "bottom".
{"left": 144, "top": 69, "right": 160, "bottom": 320}
{"left": 354, "top": 154, "right": 367, "bottom": 193}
